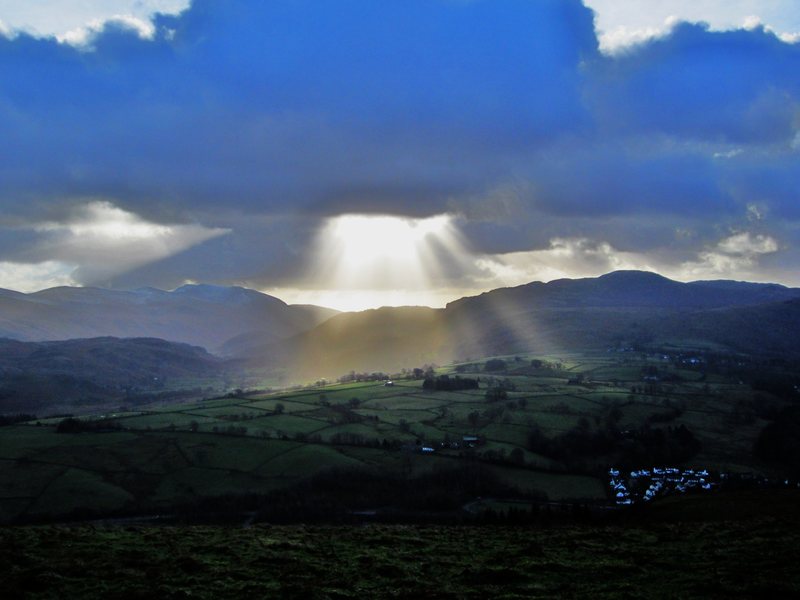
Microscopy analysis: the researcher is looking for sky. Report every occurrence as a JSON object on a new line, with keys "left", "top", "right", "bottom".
{"left": 0, "top": 0, "right": 799, "bottom": 311}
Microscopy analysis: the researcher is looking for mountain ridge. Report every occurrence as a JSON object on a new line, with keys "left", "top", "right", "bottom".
{"left": 0, "top": 284, "right": 339, "bottom": 353}
{"left": 2, "top": 271, "right": 799, "bottom": 380}
{"left": 241, "top": 270, "right": 800, "bottom": 377}
{"left": 446, "top": 270, "right": 799, "bottom": 312}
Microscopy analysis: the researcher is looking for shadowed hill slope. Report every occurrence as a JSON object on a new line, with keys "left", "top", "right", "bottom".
{"left": 242, "top": 271, "right": 800, "bottom": 378}
{"left": 446, "top": 270, "right": 800, "bottom": 312}
{"left": 0, "top": 284, "right": 338, "bottom": 353}
{"left": 0, "top": 337, "right": 230, "bottom": 414}
{"left": 442, "top": 272, "right": 800, "bottom": 359}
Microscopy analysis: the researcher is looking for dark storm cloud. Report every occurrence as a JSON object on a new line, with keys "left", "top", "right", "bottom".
{"left": 588, "top": 22, "right": 800, "bottom": 144}
{"left": 0, "top": 0, "right": 597, "bottom": 219}
{"left": 106, "top": 214, "right": 319, "bottom": 290}
{"left": 0, "top": 0, "right": 799, "bottom": 288}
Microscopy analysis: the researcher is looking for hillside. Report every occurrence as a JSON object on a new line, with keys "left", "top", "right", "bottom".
{"left": 448, "top": 279, "right": 800, "bottom": 361}
{"left": 1, "top": 347, "right": 797, "bottom": 525}
{"left": 0, "top": 337, "right": 230, "bottom": 414}
{"left": 0, "top": 284, "right": 338, "bottom": 353}
{"left": 446, "top": 271, "right": 799, "bottom": 312}
{"left": 2, "top": 271, "right": 799, "bottom": 382}
{"left": 242, "top": 271, "right": 800, "bottom": 377}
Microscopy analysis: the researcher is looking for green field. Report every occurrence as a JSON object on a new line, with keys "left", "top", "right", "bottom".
{"left": 0, "top": 350, "right": 794, "bottom": 523}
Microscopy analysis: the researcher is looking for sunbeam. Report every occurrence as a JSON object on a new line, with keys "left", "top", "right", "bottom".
{"left": 294, "top": 213, "right": 471, "bottom": 312}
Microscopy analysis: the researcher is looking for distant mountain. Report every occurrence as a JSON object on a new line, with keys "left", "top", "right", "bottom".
{"left": 240, "top": 271, "right": 800, "bottom": 378}
{"left": 442, "top": 270, "right": 800, "bottom": 361}
{"left": 3, "top": 272, "right": 799, "bottom": 384}
{"left": 0, "top": 337, "right": 229, "bottom": 414}
{"left": 0, "top": 284, "right": 338, "bottom": 353}
{"left": 446, "top": 271, "right": 800, "bottom": 312}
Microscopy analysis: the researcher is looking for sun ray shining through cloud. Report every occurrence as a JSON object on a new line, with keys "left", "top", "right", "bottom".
{"left": 0, "top": 0, "right": 799, "bottom": 296}
{"left": 274, "top": 213, "right": 473, "bottom": 312}
{"left": 8, "top": 200, "right": 230, "bottom": 288}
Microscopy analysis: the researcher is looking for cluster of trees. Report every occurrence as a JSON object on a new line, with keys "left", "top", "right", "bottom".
{"left": 484, "top": 359, "right": 507, "bottom": 372}
{"left": 466, "top": 403, "right": 509, "bottom": 429}
{"left": 216, "top": 412, "right": 259, "bottom": 421}
{"left": 529, "top": 359, "right": 562, "bottom": 370}
{"left": 527, "top": 358, "right": 564, "bottom": 377}
{"left": 422, "top": 375, "right": 479, "bottom": 391}
{"left": 255, "top": 462, "right": 521, "bottom": 522}
{"left": 645, "top": 347, "right": 800, "bottom": 399}
{"left": 481, "top": 446, "right": 526, "bottom": 465}
{"left": 327, "top": 433, "right": 405, "bottom": 449}
{"left": 644, "top": 403, "right": 685, "bottom": 425}
{"left": 729, "top": 394, "right": 782, "bottom": 426}
{"left": 407, "top": 366, "right": 436, "bottom": 379}
{"left": 0, "top": 413, "right": 36, "bottom": 426}
{"left": 336, "top": 371, "right": 391, "bottom": 383}
{"left": 483, "top": 377, "right": 516, "bottom": 402}
{"left": 210, "top": 424, "right": 248, "bottom": 435}
{"left": 56, "top": 417, "right": 122, "bottom": 433}
{"left": 328, "top": 404, "right": 364, "bottom": 425}
{"left": 751, "top": 375, "right": 799, "bottom": 400}
{"left": 419, "top": 373, "right": 517, "bottom": 396}
{"left": 527, "top": 417, "right": 701, "bottom": 469}
{"left": 527, "top": 421, "right": 616, "bottom": 464}
{"left": 754, "top": 405, "right": 800, "bottom": 475}
{"left": 484, "top": 387, "right": 508, "bottom": 402}
{"left": 620, "top": 425, "right": 701, "bottom": 468}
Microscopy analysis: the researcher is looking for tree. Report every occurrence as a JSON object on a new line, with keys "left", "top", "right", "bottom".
{"left": 424, "top": 375, "right": 479, "bottom": 391}
{"left": 56, "top": 417, "right": 83, "bottom": 433}
{"left": 485, "top": 387, "right": 508, "bottom": 402}
{"left": 275, "top": 403, "right": 285, "bottom": 415}
{"left": 484, "top": 359, "right": 507, "bottom": 372}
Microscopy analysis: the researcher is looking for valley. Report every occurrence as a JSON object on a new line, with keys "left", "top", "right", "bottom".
{"left": 1, "top": 347, "right": 795, "bottom": 524}
{"left": 1, "top": 275, "right": 799, "bottom": 598}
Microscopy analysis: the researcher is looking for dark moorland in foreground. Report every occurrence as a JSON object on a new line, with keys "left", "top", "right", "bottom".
{"left": 3, "top": 491, "right": 800, "bottom": 598}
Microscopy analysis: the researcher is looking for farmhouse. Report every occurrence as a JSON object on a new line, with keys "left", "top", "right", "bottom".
{"left": 462, "top": 435, "right": 485, "bottom": 448}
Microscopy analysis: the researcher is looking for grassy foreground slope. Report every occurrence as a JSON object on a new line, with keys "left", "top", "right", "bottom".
{"left": 3, "top": 494, "right": 800, "bottom": 599}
